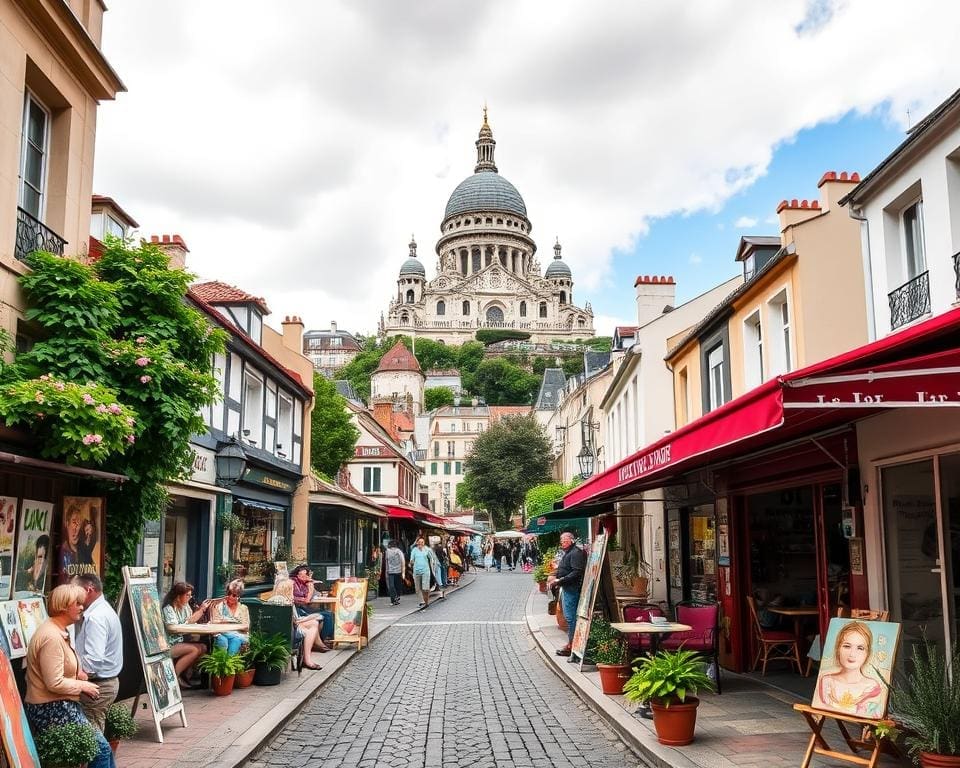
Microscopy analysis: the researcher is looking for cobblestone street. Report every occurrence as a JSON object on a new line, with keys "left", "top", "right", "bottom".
{"left": 247, "top": 573, "right": 644, "bottom": 768}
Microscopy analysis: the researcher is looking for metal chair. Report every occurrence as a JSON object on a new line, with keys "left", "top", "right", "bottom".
{"left": 746, "top": 596, "right": 802, "bottom": 675}
{"left": 660, "top": 600, "right": 722, "bottom": 693}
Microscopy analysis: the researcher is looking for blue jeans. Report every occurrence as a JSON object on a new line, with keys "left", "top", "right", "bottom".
{"left": 561, "top": 588, "right": 580, "bottom": 645}
{"left": 214, "top": 631, "right": 245, "bottom": 655}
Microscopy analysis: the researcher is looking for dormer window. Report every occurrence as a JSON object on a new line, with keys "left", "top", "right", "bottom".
{"left": 744, "top": 253, "right": 756, "bottom": 281}
{"left": 90, "top": 212, "right": 126, "bottom": 240}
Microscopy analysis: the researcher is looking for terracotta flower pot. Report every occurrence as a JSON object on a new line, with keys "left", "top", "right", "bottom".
{"left": 597, "top": 663, "right": 631, "bottom": 695}
{"left": 537, "top": 581, "right": 547, "bottom": 593}
{"left": 109, "top": 739, "right": 120, "bottom": 755}
{"left": 235, "top": 668, "right": 255, "bottom": 688}
{"left": 650, "top": 696, "right": 700, "bottom": 746}
{"left": 210, "top": 673, "right": 236, "bottom": 696}
{"left": 920, "top": 753, "right": 960, "bottom": 768}
{"left": 556, "top": 608, "right": 568, "bottom": 631}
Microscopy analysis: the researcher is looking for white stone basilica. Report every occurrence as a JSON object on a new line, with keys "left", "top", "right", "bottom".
{"left": 380, "top": 112, "right": 594, "bottom": 345}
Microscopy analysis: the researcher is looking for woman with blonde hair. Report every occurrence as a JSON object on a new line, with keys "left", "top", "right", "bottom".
{"left": 25, "top": 583, "right": 114, "bottom": 768}
{"left": 815, "top": 620, "right": 884, "bottom": 717}
{"left": 209, "top": 579, "right": 250, "bottom": 655}
{"left": 267, "top": 578, "right": 327, "bottom": 669}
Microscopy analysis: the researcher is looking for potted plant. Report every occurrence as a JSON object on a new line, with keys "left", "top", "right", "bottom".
{"left": 196, "top": 646, "right": 245, "bottom": 696}
{"left": 533, "top": 562, "right": 549, "bottom": 592}
{"left": 594, "top": 634, "right": 630, "bottom": 695}
{"left": 235, "top": 643, "right": 256, "bottom": 688}
{"left": 624, "top": 648, "right": 715, "bottom": 746}
{"left": 103, "top": 702, "right": 138, "bottom": 755}
{"left": 34, "top": 722, "right": 99, "bottom": 768}
{"left": 890, "top": 639, "right": 960, "bottom": 767}
{"left": 247, "top": 631, "right": 290, "bottom": 686}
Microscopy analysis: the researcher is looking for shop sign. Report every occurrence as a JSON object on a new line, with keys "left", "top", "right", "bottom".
{"left": 190, "top": 446, "right": 216, "bottom": 485}
{"left": 784, "top": 368, "right": 960, "bottom": 408}
{"left": 241, "top": 467, "right": 296, "bottom": 493}
{"left": 616, "top": 444, "right": 672, "bottom": 484}
{"left": 354, "top": 445, "right": 388, "bottom": 457}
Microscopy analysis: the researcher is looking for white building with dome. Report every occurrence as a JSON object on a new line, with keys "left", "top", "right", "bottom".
{"left": 380, "top": 112, "right": 594, "bottom": 345}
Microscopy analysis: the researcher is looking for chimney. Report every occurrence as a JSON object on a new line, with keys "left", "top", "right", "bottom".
{"left": 776, "top": 199, "right": 823, "bottom": 233}
{"left": 281, "top": 315, "right": 304, "bottom": 354}
{"left": 816, "top": 170, "right": 861, "bottom": 213}
{"left": 148, "top": 234, "right": 189, "bottom": 270}
{"left": 634, "top": 275, "right": 677, "bottom": 326}
{"left": 330, "top": 320, "right": 338, "bottom": 334}
{"left": 372, "top": 401, "right": 397, "bottom": 441}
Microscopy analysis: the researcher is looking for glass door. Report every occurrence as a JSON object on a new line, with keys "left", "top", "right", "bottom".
{"left": 937, "top": 454, "right": 960, "bottom": 646}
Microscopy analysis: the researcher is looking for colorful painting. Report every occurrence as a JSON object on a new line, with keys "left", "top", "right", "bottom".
{"left": 0, "top": 602, "right": 25, "bottom": 659}
{"left": 0, "top": 648, "right": 40, "bottom": 767}
{"left": 333, "top": 579, "right": 368, "bottom": 645}
{"left": 145, "top": 656, "right": 181, "bottom": 714}
{"left": 811, "top": 618, "right": 900, "bottom": 719}
{"left": 130, "top": 584, "right": 169, "bottom": 656}
{"left": 0, "top": 497, "right": 17, "bottom": 600}
{"left": 58, "top": 497, "right": 103, "bottom": 584}
{"left": 16, "top": 598, "right": 47, "bottom": 647}
{"left": 571, "top": 533, "right": 609, "bottom": 662}
{"left": 12, "top": 501, "right": 52, "bottom": 598}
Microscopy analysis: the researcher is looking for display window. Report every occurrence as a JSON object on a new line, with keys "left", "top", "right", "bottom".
{"left": 231, "top": 501, "right": 287, "bottom": 585}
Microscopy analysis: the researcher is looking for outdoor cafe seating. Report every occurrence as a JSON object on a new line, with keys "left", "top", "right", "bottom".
{"left": 659, "top": 601, "right": 722, "bottom": 693}
{"left": 746, "top": 595, "right": 803, "bottom": 675}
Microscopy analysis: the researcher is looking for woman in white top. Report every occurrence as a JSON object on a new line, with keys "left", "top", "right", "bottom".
{"left": 161, "top": 582, "right": 209, "bottom": 689}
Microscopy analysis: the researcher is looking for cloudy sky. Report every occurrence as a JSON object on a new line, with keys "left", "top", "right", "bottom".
{"left": 93, "top": 0, "right": 960, "bottom": 337}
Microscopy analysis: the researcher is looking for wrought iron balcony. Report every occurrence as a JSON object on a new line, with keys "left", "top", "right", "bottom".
{"left": 887, "top": 270, "right": 930, "bottom": 330}
{"left": 14, "top": 207, "right": 66, "bottom": 262}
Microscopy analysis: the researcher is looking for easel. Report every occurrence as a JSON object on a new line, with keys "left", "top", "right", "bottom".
{"left": 116, "top": 566, "right": 187, "bottom": 743}
{"left": 570, "top": 532, "right": 609, "bottom": 669}
{"left": 331, "top": 578, "right": 368, "bottom": 651}
{"left": 793, "top": 705, "right": 896, "bottom": 768}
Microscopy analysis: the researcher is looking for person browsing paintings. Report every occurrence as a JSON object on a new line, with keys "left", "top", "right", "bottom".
{"left": 72, "top": 574, "right": 122, "bottom": 733}
{"left": 267, "top": 578, "right": 328, "bottom": 668}
{"left": 24, "top": 584, "right": 115, "bottom": 768}
{"left": 15, "top": 534, "right": 49, "bottom": 594}
{"left": 547, "top": 532, "right": 586, "bottom": 658}
{"left": 816, "top": 620, "right": 884, "bottom": 717}
{"left": 409, "top": 537, "right": 437, "bottom": 610}
{"left": 161, "top": 582, "right": 210, "bottom": 690}
{"left": 290, "top": 565, "right": 334, "bottom": 643}
{"left": 209, "top": 579, "right": 250, "bottom": 655}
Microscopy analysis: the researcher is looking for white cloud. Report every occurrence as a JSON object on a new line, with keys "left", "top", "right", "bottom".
{"left": 734, "top": 216, "right": 759, "bottom": 228}
{"left": 593, "top": 314, "right": 636, "bottom": 337}
{"left": 92, "top": 0, "right": 960, "bottom": 336}
{"left": 689, "top": 253, "right": 704, "bottom": 265}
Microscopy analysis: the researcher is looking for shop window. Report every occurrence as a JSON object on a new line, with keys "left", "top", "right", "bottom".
{"left": 363, "top": 467, "right": 381, "bottom": 493}
{"left": 743, "top": 310, "right": 763, "bottom": 388}
{"left": 241, "top": 369, "right": 264, "bottom": 445}
{"left": 308, "top": 506, "right": 340, "bottom": 563}
{"left": 232, "top": 502, "right": 286, "bottom": 585}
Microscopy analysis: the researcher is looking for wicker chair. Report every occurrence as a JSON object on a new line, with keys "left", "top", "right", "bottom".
{"left": 746, "top": 596, "right": 802, "bottom": 675}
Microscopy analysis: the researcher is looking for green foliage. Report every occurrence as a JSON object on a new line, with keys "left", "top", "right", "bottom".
{"left": 531, "top": 357, "right": 549, "bottom": 375}
{"left": 577, "top": 336, "right": 612, "bottom": 352}
{"left": 455, "top": 476, "right": 476, "bottom": 509}
{"left": 310, "top": 373, "right": 360, "bottom": 477}
{"left": 424, "top": 387, "right": 455, "bottom": 411}
{"left": 475, "top": 329, "right": 531, "bottom": 345}
{"left": 592, "top": 635, "right": 627, "bottom": 666}
{"left": 891, "top": 639, "right": 960, "bottom": 758}
{"left": 34, "top": 721, "right": 99, "bottom": 766}
{"left": 525, "top": 482, "right": 574, "bottom": 520}
{"left": 456, "top": 341, "right": 486, "bottom": 373}
{"left": 562, "top": 356, "right": 584, "bottom": 376}
{"left": 624, "top": 649, "right": 715, "bottom": 706}
{"left": 2, "top": 241, "right": 224, "bottom": 599}
{"left": 247, "top": 631, "right": 290, "bottom": 671}
{"left": 104, "top": 702, "right": 139, "bottom": 741}
{"left": 196, "top": 645, "right": 246, "bottom": 677}
{"left": 462, "top": 358, "right": 540, "bottom": 405}
{"left": 532, "top": 562, "right": 549, "bottom": 583}
{"left": 462, "top": 414, "right": 551, "bottom": 528}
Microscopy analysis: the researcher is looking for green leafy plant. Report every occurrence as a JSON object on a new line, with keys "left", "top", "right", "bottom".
{"left": 217, "top": 509, "right": 245, "bottom": 532}
{"left": 246, "top": 631, "right": 290, "bottom": 672}
{"left": 593, "top": 635, "right": 627, "bottom": 666}
{"left": 532, "top": 562, "right": 549, "bottom": 583}
{"left": 34, "top": 722, "right": 99, "bottom": 766}
{"left": 890, "top": 639, "right": 960, "bottom": 759}
{"left": 624, "top": 649, "right": 715, "bottom": 707}
{"left": 104, "top": 702, "right": 139, "bottom": 741}
{"left": 195, "top": 645, "right": 245, "bottom": 678}
{"left": 475, "top": 329, "right": 531, "bottom": 345}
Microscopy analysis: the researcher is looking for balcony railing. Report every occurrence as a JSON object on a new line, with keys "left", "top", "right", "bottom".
{"left": 15, "top": 207, "right": 66, "bottom": 262}
{"left": 888, "top": 270, "right": 930, "bottom": 330}
{"left": 954, "top": 251, "right": 960, "bottom": 298}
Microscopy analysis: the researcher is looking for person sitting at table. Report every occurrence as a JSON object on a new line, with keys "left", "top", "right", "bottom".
{"left": 290, "top": 565, "right": 334, "bottom": 643}
{"left": 267, "top": 578, "right": 327, "bottom": 667}
{"left": 24, "top": 583, "right": 114, "bottom": 768}
{"left": 209, "top": 579, "right": 249, "bottom": 655}
{"left": 161, "top": 582, "right": 209, "bottom": 689}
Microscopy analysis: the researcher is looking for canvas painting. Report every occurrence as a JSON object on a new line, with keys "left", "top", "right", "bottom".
{"left": 16, "top": 598, "right": 47, "bottom": 647}
{"left": 571, "top": 533, "right": 608, "bottom": 661}
{"left": 145, "top": 656, "right": 181, "bottom": 714}
{"left": 0, "top": 497, "right": 17, "bottom": 600}
{"left": 130, "top": 584, "right": 169, "bottom": 656}
{"left": 0, "top": 648, "right": 40, "bottom": 768}
{"left": 58, "top": 497, "right": 103, "bottom": 584}
{"left": 333, "top": 579, "right": 368, "bottom": 643}
{"left": 0, "top": 603, "right": 26, "bottom": 660}
{"left": 12, "top": 500, "right": 52, "bottom": 598}
{"left": 811, "top": 617, "right": 900, "bottom": 719}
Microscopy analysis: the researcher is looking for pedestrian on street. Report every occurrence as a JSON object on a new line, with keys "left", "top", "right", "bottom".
{"left": 432, "top": 539, "right": 448, "bottom": 599}
{"left": 72, "top": 573, "right": 122, "bottom": 732}
{"left": 547, "top": 531, "right": 586, "bottom": 658}
{"left": 385, "top": 540, "right": 406, "bottom": 605}
{"left": 410, "top": 537, "right": 437, "bottom": 609}
{"left": 494, "top": 541, "right": 505, "bottom": 572}
{"left": 483, "top": 542, "right": 493, "bottom": 571}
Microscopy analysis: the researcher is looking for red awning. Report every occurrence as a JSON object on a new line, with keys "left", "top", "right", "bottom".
{"left": 564, "top": 307, "right": 960, "bottom": 511}
{"left": 386, "top": 506, "right": 418, "bottom": 520}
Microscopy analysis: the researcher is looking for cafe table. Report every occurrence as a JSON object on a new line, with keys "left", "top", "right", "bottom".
{"left": 767, "top": 606, "right": 818, "bottom": 638}
{"left": 308, "top": 596, "right": 338, "bottom": 606}
{"left": 610, "top": 621, "right": 692, "bottom": 718}
{"left": 167, "top": 622, "right": 250, "bottom": 635}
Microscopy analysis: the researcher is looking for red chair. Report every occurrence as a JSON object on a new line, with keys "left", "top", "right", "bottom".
{"left": 660, "top": 601, "right": 722, "bottom": 693}
{"left": 621, "top": 603, "right": 664, "bottom": 656}
{"left": 746, "top": 596, "right": 802, "bottom": 675}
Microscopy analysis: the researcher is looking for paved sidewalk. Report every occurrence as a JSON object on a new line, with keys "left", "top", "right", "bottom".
{"left": 117, "top": 573, "right": 476, "bottom": 768}
{"left": 525, "top": 588, "right": 908, "bottom": 768}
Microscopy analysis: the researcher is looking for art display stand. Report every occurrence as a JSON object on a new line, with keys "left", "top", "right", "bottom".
{"left": 116, "top": 566, "right": 186, "bottom": 743}
{"left": 0, "top": 647, "right": 40, "bottom": 767}
{"left": 570, "top": 532, "right": 609, "bottom": 669}
{"left": 331, "top": 578, "right": 368, "bottom": 651}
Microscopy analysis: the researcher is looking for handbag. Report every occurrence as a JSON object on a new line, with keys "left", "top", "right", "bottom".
{"left": 547, "top": 598, "right": 558, "bottom": 616}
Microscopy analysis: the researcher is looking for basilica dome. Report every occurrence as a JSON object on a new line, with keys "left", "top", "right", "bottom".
{"left": 444, "top": 172, "right": 527, "bottom": 220}
{"left": 399, "top": 237, "right": 426, "bottom": 277}
{"left": 544, "top": 240, "right": 572, "bottom": 278}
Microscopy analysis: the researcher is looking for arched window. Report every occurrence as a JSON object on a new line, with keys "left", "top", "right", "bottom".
{"left": 462, "top": 300, "right": 470, "bottom": 315}
{"left": 539, "top": 302, "right": 547, "bottom": 318}
{"left": 578, "top": 317, "right": 586, "bottom": 328}
{"left": 406, "top": 289, "right": 415, "bottom": 303}
{"left": 519, "top": 301, "right": 527, "bottom": 318}
{"left": 400, "top": 313, "right": 409, "bottom": 325}
{"left": 436, "top": 300, "right": 446, "bottom": 316}
{"left": 486, "top": 306, "right": 504, "bottom": 323}
{"left": 560, "top": 291, "right": 567, "bottom": 305}
{"left": 471, "top": 249, "right": 481, "bottom": 272}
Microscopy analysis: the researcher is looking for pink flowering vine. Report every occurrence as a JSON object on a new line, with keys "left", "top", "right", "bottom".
{"left": 82, "top": 434, "right": 104, "bottom": 445}
{"left": 140, "top": 375, "right": 152, "bottom": 384}
{"left": 108, "top": 403, "right": 122, "bottom": 415}
{"left": 135, "top": 357, "right": 151, "bottom": 367}
{"left": 82, "top": 393, "right": 95, "bottom": 405}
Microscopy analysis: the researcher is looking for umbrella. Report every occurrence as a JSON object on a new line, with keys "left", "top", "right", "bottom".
{"left": 493, "top": 530, "right": 523, "bottom": 539}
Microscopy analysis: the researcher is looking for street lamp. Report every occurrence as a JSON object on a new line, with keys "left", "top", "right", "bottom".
{"left": 577, "top": 444, "right": 595, "bottom": 479}
{"left": 215, "top": 438, "right": 247, "bottom": 486}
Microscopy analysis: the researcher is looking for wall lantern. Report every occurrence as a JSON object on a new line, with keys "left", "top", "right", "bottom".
{"left": 215, "top": 438, "right": 247, "bottom": 486}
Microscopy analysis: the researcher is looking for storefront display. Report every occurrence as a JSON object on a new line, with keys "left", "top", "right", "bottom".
{"left": 232, "top": 500, "right": 287, "bottom": 585}
{"left": 688, "top": 507, "right": 716, "bottom": 603}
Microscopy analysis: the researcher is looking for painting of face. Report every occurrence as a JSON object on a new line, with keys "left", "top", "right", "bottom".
{"left": 838, "top": 630, "right": 870, "bottom": 672}
{"left": 0, "top": 648, "right": 40, "bottom": 767}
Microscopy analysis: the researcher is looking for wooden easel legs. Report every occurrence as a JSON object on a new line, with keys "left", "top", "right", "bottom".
{"left": 798, "top": 711, "right": 887, "bottom": 768}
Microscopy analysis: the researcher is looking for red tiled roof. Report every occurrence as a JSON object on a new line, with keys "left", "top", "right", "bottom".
{"left": 489, "top": 406, "right": 531, "bottom": 422}
{"left": 191, "top": 281, "right": 270, "bottom": 314}
{"left": 375, "top": 341, "right": 422, "bottom": 374}
{"left": 393, "top": 411, "right": 414, "bottom": 432}
{"left": 615, "top": 326, "right": 638, "bottom": 336}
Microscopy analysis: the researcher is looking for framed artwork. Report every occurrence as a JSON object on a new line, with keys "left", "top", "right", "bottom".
{"left": 58, "top": 497, "right": 103, "bottom": 584}
{"left": 145, "top": 657, "right": 181, "bottom": 715}
{"left": 811, "top": 617, "right": 901, "bottom": 719}
{"left": 0, "top": 649, "right": 40, "bottom": 768}
{"left": 0, "top": 603, "right": 25, "bottom": 660}
{"left": 333, "top": 579, "right": 368, "bottom": 648}
{"left": 12, "top": 501, "right": 52, "bottom": 598}
{"left": 129, "top": 584, "right": 169, "bottom": 656}
{"left": 0, "top": 497, "right": 17, "bottom": 600}
{"left": 16, "top": 598, "right": 47, "bottom": 647}
{"left": 571, "top": 532, "right": 609, "bottom": 665}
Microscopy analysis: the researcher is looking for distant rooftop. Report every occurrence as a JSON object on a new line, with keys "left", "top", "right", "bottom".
{"left": 535, "top": 368, "right": 567, "bottom": 411}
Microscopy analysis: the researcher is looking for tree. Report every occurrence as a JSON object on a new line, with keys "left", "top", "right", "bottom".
{"left": 462, "top": 414, "right": 551, "bottom": 528}
{"left": 524, "top": 482, "right": 572, "bottom": 520}
{"left": 424, "top": 387, "right": 454, "bottom": 412}
{"left": 456, "top": 341, "right": 486, "bottom": 375}
{"left": 310, "top": 373, "right": 360, "bottom": 478}
{"left": 462, "top": 358, "right": 540, "bottom": 405}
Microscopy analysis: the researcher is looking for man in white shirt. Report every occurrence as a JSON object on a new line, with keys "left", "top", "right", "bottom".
{"left": 73, "top": 573, "right": 123, "bottom": 731}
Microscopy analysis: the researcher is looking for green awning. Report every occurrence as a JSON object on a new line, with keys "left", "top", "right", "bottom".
{"left": 523, "top": 513, "right": 588, "bottom": 537}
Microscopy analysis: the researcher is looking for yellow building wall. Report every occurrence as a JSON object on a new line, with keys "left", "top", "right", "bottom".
{"left": 669, "top": 343, "right": 702, "bottom": 428}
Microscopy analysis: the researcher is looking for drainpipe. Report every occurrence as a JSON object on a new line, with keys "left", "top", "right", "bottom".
{"left": 847, "top": 203, "right": 876, "bottom": 341}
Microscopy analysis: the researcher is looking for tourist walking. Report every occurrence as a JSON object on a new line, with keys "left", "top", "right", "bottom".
{"left": 410, "top": 537, "right": 437, "bottom": 609}
{"left": 385, "top": 540, "right": 405, "bottom": 605}
{"left": 547, "top": 532, "right": 586, "bottom": 658}
{"left": 432, "top": 540, "right": 448, "bottom": 598}
{"left": 72, "top": 574, "right": 122, "bottom": 732}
